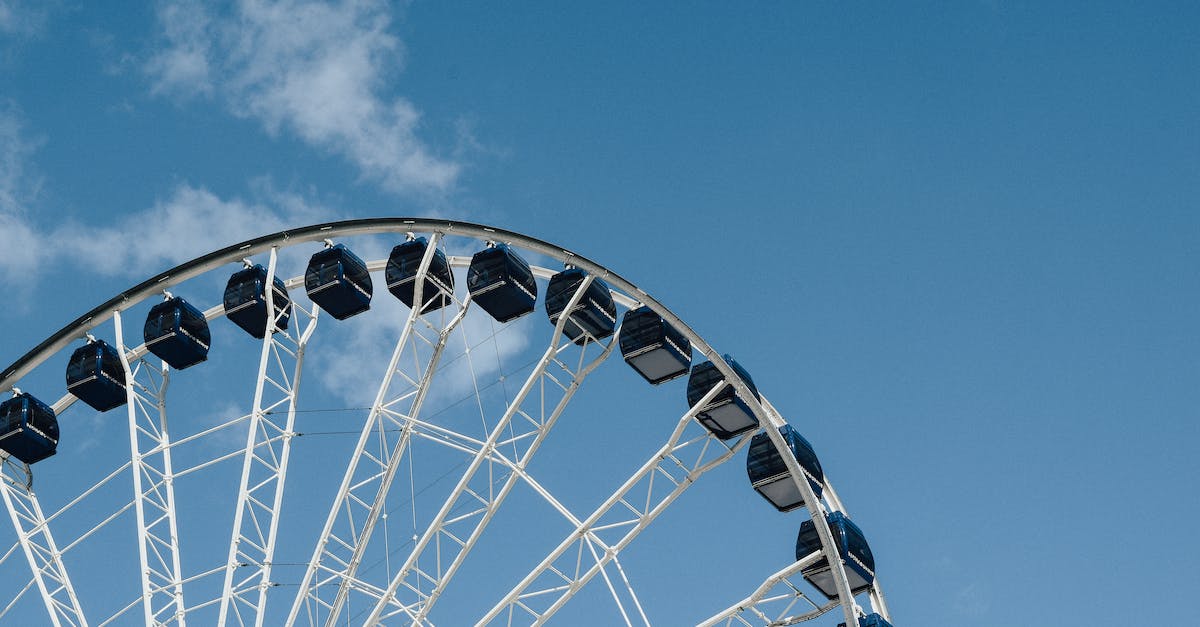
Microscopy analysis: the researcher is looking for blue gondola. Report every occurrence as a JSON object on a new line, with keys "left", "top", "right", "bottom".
{"left": 795, "top": 511, "right": 876, "bottom": 600}
{"left": 0, "top": 392, "right": 59, "bottom": 464}
{"left": 224, "top": 265, "right": 291, "bottom": 339}
{"left": 544, "top": 268, "right": 616, "bottom": 345}
{"left": 144, "top": 296, "right": 211, "bottom": 369}
{"left": 386, "top": 237, "right": 455, "bottom": 313}
{"left": 619, "top": 306, "right": 691, "bottom": 384}
{"left": 66, "top": 339, "right": 127, "bottom": 412}
{"left": 746, "top": 425, "right": 825, "bottom": 512}
{"left": 467, "top": 244, "right": 537, "bottom": 323}
{"left": 686, "top": 356, "right": 760, "bottom": 439}
{"left": 306, "top": 244, "right": 373, "bottom": 320}
{"left": 838, "top": 613, "right": 893, "bottom": 627}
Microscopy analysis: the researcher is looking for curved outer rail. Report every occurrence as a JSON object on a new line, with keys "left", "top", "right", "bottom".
{"left": 0, "top": 217, "right": 889, "bottom": 626}
{"left": 3, "top": 218, "right": 616, "bottom": 391}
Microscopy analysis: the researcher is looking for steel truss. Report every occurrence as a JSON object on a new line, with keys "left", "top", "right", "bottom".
{"left": 0, "top": 454, "right": 87, "bottom": 626}
{"left": 286, "top": 233, "right": 470, "bottom": 625}
{"left": 478, "top": 380, "right": 741, "bottom": 626}
{"left": 0, "top": 219, "right": 893, "bottom": 626}
{"left": 217, "top": 248, "right": 320, "bottom": 626}
{"left": 699, "top": 551, "right": 836, "bottom": 627}
{"left": 114, "top": 311, "right": 186, "bottom": 626}
{"left": 362, "top": 273, "right": 616, "bottom": 625}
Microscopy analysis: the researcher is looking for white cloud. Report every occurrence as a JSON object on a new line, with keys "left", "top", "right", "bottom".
{"left": 143, "top": 0, "right": 213, "bottom": 96}
{"left": 0, "top": 0, "right": 48, "bottom": 37}
{"left": 0, "top": 102, "right": 48, "bottom": 285}
{"left": 0, "top": 126, "right": 337, "bottom": 283}
{"left": 3, "top": 98, "right": 519, "bottom": 424}
{"left": 0, "top": 3, "right": 13, "bottom": 34}
{"left": 953, "top": 581, "right": 989, "bottom": 616}
{"left": 434, "top": 307, "right": 534, "bottom": 408}
{"left": 2, "top": 100, "right": 338, "bottom": 283}
{"left": 146, "top": 0, "right": 458, "bottom": 193}
{"left": 0, "top": 210, "right": 41, "bottom": 281}
{"left": 0, "top": 101, "right": 36, "bottom": 213}
{"left": 48, "top": 182, "right": 336, "bottom": 277}
{"left": 194, "top": 401, "right": 253, "bottom": 452}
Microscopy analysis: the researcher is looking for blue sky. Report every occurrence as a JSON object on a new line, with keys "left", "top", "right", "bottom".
{"left": 1, "top": 2, "right": 1198, "bottom": 625}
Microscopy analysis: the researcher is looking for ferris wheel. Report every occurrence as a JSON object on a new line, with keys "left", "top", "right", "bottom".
{"left": 0, "top": 218, "right": 893, "bottom": 627}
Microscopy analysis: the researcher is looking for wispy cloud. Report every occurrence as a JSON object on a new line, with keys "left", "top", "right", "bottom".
{"left": 0, "top": 0, "right": 50, "bottom": 38}
{"left": 0, "top": 211, "right": 41, "bottom": 285}
{"left": 953, "top": 581, "right": 989, "bottom": 616}
{"left": 49, "top": 181, "right": 336, "bottom": 277}
{"left": 0, "top": 101, "right": 47, "bottom": 285}
{"left": 0, "top": 2, "right": 14, "bottom": 35}
{"left": 0, "top": 108, "right": 337, "bottom": 284}
{"left": 0, "top": 100, "right": 38, "bottom": 213}
{"left": 194, "top": 401, "right": 253, "bottom": 453}
{"left": 145, "top": 0, "right": 458, "bottom": 194}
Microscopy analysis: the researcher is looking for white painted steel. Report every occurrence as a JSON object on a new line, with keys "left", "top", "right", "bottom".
{"left": 286, "top": 234, "right": 471, "bottom": 626}
{"left": 0, "top": 219, "right": 889, "bottom": 625}
{"left": 869, "top": 583, "right": 890, "bottom": 622}
{"left": 364, "top": 275, "right": 616, "bottom": 624}
{"left": 217, "top": 248, "right": 320, "bottom": 626}
{"left": 698, "top": 551, "right": 833, "bottom": 627}
{"left": 0, "top": 453, "right": 87, "bottom": 626}
{"left": 320, "top": 236, "right": 465, "bottom": 626}
{"left": 477, "top": 380, "right": 738, "bottom": 625}
{"left": 115, "top": 311, "right": 187, "bottom": 626}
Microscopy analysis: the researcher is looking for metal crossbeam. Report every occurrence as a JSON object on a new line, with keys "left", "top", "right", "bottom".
{"left": 362, "top": 274, "right": 614, "bottom": 625}
{"left": 217, "top": 247, "right": 319, "bottom": 626}
{"left": 0, "top": 455, "right": 87, "bottom": 626}
{"left": 477, "top": 381, "right": 741, "bottom": 626}
{"left": 698, "top": 551, "right": 836, "bottom": 626}
{"left": 114, "top": 311, "right": 186, "bottom": 626}
{"left": 0, "top": 221, "right": 892, "bottom": 626}
{"left": 285, "top": 234, "right": 467, "bottom": 626}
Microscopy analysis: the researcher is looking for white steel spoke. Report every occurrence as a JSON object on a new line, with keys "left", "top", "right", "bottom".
{"left": 0, "top": 574, "right": 36, "bottom": 619}
{"left": 477, "top": 380, "right": 740, "bottom": 626}
{"left": 698, "top": 551, "right": 836, "bottom": 627}
{"left": 0, "top": 454, "right": 88, "bottom": 626}
{"left": 610, "top": 555, "right": 650, "bottom": 626}
{"left": 218, "top": 248, "right": 319, "bottom": 626}
{"left": 0, "top": 220, "right": 890, "bottom": 627}
{"left": 114, "top": 310, "right": 186, "bottom": 626}
{"left": 868, "top": 581, "right": 890, "bottom": 621}
{"left": 286, "top": 234, "right": 468, "bottom": 626}
{"left": 365, "top": 274, "right": 614, "bottom": 625}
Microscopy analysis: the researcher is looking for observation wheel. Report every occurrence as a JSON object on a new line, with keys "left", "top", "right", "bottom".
{"left": 0, "top": 219, "right": 893, "bottom": 627}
